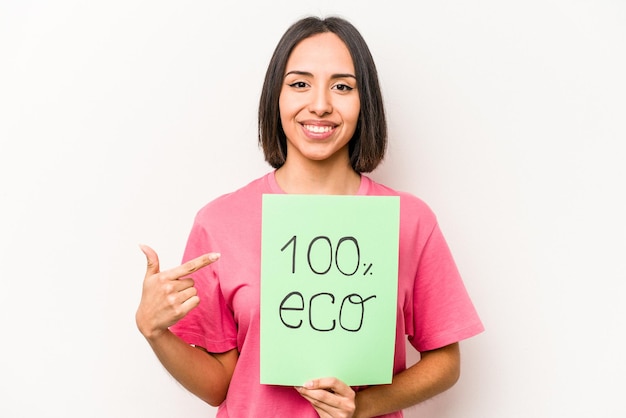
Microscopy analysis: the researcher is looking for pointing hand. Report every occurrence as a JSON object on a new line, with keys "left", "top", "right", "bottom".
{"left": 135, "top": 244, "right": 220, "bottom": 339}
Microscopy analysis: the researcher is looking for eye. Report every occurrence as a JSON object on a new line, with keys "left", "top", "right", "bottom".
{"left": 332, "top": 83, "right": 354, "bottom": 92}
{"left": 288, "top": 81, "right": 309, "bottom": 89}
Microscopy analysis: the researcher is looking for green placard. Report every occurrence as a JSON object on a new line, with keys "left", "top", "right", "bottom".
{"left": 260, "top": 194, "right": 400, "bottom": 386}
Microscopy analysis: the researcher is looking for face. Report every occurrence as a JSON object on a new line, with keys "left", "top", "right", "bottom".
{"left": 279, "top": 32, "right": 360, "bottom": 167}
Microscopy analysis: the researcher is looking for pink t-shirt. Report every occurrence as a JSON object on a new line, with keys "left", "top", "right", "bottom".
{"left": 170, "top": 172, "right": 484, "bottom": 417}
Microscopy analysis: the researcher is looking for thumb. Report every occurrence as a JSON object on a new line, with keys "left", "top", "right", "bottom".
{"left": 139, "top": 244, "right": 160, "bottom": 276}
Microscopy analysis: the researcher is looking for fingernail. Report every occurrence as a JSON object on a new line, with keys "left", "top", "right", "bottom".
{"left": 303, "top": 381, "right": 313, "bottom": 389}
{"left": 209, "top": 253, "right": 221, "bottom": 262}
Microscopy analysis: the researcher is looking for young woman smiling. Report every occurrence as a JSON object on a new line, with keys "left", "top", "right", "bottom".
{"left": 136, "top": 16, "right": 483, "bottom": 418}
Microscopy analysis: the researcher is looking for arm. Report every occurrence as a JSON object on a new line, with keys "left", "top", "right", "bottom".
{"left": 135, "top": 245, "right": 238, "bottom": 406}
{"left": 354, "top": 342, "right": 460, "bottom": 417}
{"left": 297, "top": 342, "right": 460, "bottom": 418}
{"left": 143, "top": 330, "right": 238, "bottom": 406}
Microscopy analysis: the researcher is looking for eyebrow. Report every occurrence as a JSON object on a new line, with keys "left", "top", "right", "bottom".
{"left": 284, "top": 70, "right": 357, "bottom": 80}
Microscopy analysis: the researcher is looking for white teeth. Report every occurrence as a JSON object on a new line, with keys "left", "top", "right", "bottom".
{"left": 304, "top": 125, "right": 333, "bottom": 133}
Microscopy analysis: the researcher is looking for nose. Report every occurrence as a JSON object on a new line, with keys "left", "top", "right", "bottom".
{"left": 308, "top": 86, "right": 333, "bottom": 116}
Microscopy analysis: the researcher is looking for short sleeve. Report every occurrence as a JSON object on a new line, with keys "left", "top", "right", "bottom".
{"left": 408, "top": 223, "right": 484, "bottom": 351}
{"left": 169, "top": 219, "right": 238, "bottom": 353}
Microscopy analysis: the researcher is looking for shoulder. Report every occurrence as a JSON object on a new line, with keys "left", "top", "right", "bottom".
{"left": 194, "top": 174, "right": 270, "bottom": 221}
{"left": 199, "top": 180, "right": 264, "bottom": 212}
{"left": 363, "top": 175, "right": 438, "bottom": 224}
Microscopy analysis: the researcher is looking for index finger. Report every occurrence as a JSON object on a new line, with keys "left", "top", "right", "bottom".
{"left": 162, "top": 252, "right": 220, "bottom": 281}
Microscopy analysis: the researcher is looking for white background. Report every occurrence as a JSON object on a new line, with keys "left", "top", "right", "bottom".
{"left": 1, "top": 1, "right": 625, "bottom": 417}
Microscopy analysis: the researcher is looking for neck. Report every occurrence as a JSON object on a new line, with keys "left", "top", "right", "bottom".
{"left": 275, "top": 158, "right": 361, "bottom": 195}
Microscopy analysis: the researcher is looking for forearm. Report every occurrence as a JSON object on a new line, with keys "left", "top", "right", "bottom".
{"left": 354, "top": 343, "right": 460, "bottom": 418}
{"left": 144, "top": 329, "right": 237, "bottom": 406}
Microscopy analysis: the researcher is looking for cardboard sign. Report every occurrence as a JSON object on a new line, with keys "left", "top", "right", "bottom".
{"left": 260, "top": 194, "right": 400, "bottom": 386}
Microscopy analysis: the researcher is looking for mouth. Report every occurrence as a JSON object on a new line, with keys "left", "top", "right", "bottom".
{"left": 303, "top": 124, "right": 335, "bottom": 134}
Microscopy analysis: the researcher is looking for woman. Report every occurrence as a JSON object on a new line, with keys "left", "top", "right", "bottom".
{"left": 136, "top": 16, "right": 483, "bottom": 418}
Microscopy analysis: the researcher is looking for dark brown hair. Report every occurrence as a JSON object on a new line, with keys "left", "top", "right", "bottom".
{"left": 258, "top": 16, "right": 387, "bottom": 173}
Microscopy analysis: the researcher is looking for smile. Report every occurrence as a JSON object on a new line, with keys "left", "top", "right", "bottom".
{"left": 303, "top": 124, "right": 334, "bottom": 134}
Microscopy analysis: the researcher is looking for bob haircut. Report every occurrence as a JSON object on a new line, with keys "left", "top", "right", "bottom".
{"left": 258, "top": 16, "right": 387, "bottom": 173}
